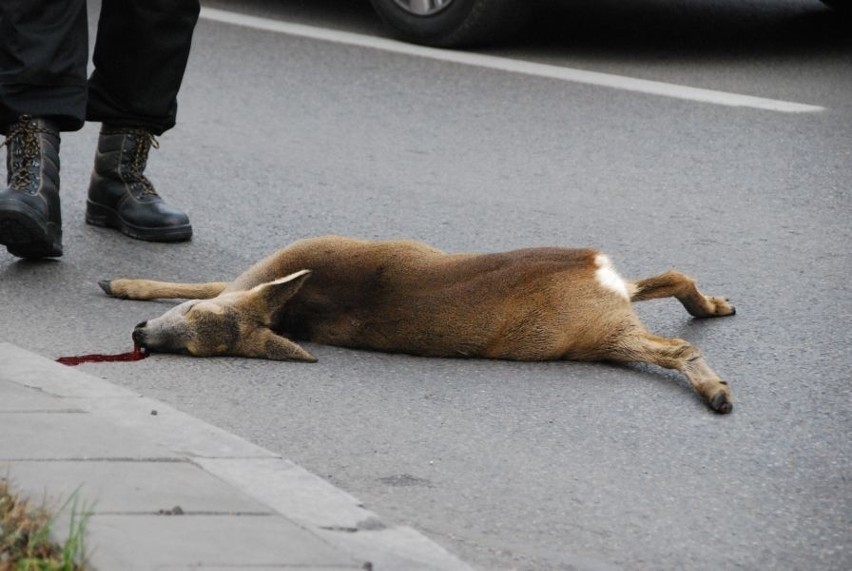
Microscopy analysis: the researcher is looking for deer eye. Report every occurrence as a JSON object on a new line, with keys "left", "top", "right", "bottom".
{"left": 184, "top": 305, "right": 240, "bottom": 355}
{"left": 190, "top": 301, "right": 226, "bottom": 316}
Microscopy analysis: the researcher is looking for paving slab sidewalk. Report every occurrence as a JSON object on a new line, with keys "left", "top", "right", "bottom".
{"left": 0, "top": 342, "right": 472, "bottom": 571}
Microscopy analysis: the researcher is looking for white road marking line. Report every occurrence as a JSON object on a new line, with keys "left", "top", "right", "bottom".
{"left": 200, "top": 7, "right": 825, "bottom": 114}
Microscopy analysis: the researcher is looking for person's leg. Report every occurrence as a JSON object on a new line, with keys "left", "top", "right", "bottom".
{"left": 0, "top": 0, "right": 88, "bottom": 258}
{"left": 86, "top": 0, "right": 200, "bottom": 134}
{"left": 84, "top": 0, "right": 200, "bottom": 242}
{"left": 0, "top": 0, "right": 89, "bottom": 132}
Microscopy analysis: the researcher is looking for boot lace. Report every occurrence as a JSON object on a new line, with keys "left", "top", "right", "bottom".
{"left": 112, "top": 127, "right": 160, "bottom": 196}
{"left": 2, "top": 116, "right": 52, "bottom": 190}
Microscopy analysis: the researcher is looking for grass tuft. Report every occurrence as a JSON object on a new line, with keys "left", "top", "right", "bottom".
{"left": 0, "top": 478, "right": 90, "bottom": 571}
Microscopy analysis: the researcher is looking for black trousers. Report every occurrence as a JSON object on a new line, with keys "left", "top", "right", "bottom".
{"left": 0, "top": 0, "right": 200, "bottom": 135}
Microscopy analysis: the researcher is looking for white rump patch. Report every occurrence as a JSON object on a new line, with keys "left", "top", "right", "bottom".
{"left": 594, "top": 255, "right": 630, "bottom": 300}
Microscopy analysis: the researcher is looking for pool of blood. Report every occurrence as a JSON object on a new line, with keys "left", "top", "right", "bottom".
{"left": 57, "top": 343, "right": 149, "bottom": 366}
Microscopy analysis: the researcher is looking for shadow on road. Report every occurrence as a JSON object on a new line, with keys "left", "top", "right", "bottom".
{"left": 519, "top": 0, "right": 851, "bottom": 61}
{"left": 213, "top": 0, "right": 851, "bottom": 67}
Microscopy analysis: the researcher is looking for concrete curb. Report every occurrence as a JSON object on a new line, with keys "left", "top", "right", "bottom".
{"left": 0, "top": 342, "right": 472, "bottom": 570}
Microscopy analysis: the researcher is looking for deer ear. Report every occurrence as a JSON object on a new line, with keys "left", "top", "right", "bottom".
{"left": 238, "top": 328, "right": 317, "bottom": 362}
{"left": 234, "top": 270, "right": 314, "bottom": 360}
{"left": 248, "top": 270, "right": 312, "bottom": 312}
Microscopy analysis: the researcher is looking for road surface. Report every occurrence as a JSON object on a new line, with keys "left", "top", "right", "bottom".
{"left": 1, "top": 1, "right": 849, "bottom": 569}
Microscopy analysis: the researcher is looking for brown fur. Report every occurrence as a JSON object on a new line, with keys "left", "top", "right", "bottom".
{"left": 102, "top": 235, "right": 736, "bottom": 413}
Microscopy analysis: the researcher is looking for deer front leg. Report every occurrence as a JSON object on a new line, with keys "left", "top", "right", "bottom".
{"left": 630, "top": 270, "right": 736, "bottom": 318}
{"left": 99, "top": 279, "right": 229, "bottom": 300}
{"left": 609, "top": 331, "right": 733, "bottom": 414}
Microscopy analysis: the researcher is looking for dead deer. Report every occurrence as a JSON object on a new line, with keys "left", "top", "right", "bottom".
{"left": 100, "top": 235, "right": 736, "bottom": 413}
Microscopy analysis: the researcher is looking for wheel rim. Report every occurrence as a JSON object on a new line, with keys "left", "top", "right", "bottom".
{"left": 391, "top": 0, "right": 455, "bottom": 17}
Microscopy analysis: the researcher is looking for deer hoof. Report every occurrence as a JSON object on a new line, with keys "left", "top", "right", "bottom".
{"left": 708, "top": 296, "right": 736, "bottom": 317}
{"left": 709, "top": 392, "right": 733, "bottom": 414}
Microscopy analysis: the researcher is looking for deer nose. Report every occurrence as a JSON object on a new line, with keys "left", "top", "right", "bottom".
{"left": 132, "top": 321, "right": 147, "bottom": 345}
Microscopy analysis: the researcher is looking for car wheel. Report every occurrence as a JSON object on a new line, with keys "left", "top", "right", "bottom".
{"left": 369, "top": 0, "right": 530, "bottom": 48}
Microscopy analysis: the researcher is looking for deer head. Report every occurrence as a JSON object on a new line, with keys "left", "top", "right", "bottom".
{"left": 131, "top": 270, "right": 316, "bottom": 361}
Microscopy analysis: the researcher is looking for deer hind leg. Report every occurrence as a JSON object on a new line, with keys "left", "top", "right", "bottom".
{"left": 630, "top": 270, "right": 735, "bottom": 318}
{"left": 98, "top": 279, "right": 230, "bottom": 300}
{"left": 607, "top": 330, "right": 733, "bottom": 414}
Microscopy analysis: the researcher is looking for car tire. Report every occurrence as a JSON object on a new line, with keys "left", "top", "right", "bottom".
{"left": 369, "top": 0, "right": 530, "bottom": 48}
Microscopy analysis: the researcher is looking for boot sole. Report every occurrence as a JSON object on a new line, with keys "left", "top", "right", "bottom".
{"left": 0, "top": 199, "right": 63, "bottom": 258}
{"left": 86, "top": 200, "right": 193, "bottom": 242}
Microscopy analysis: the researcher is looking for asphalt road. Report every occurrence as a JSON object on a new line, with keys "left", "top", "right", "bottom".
{"left": 2, "top": 1, "right": 850, "bottom": 569}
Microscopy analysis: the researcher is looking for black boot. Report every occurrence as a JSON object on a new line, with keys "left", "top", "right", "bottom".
{"left": 0, "top": 116, "right": 63, "bottom": 258}
{"left": 86, "top": 126, "right": 192, "bottom": 242}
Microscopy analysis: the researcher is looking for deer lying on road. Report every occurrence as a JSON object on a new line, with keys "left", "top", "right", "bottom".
{"left": 100, "top": 235, "right": 736, "bottom": 413}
